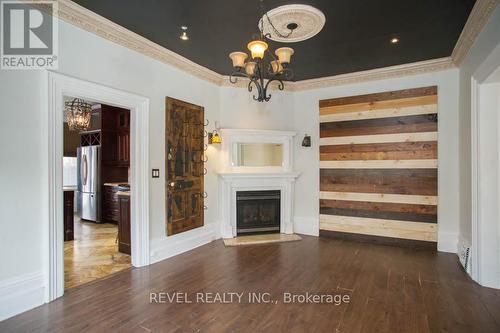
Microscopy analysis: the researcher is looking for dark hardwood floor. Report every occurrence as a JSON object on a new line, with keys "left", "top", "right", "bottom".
{"left": 2, "top": 236, "right": 500, "bottom": 332}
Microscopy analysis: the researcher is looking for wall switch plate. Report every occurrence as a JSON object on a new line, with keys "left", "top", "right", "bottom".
{"left": 152, "top": 169, "right": 160, "bottom": 178}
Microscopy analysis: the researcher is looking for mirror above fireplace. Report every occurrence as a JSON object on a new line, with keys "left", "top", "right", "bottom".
{"left": 234, "top": 143, "right": 284, "bottom": 167}
{"left": 219, "top": 129, "right": 296, "bottom": 173}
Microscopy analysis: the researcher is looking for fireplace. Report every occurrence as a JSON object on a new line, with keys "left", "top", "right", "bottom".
{"left": 236, "top": 190, "right": 281, "bottom": 235}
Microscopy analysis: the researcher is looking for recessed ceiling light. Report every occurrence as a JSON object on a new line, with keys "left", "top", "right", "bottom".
{"left": 179, "top": 26, "right": 189, "bottom": 41}
{"left": 390, "top": 37, "right": 399, "bottom": 44}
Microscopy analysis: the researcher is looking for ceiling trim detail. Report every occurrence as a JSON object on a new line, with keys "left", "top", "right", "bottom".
{"left": 288, "top": 57, "right": 455, "bottom": 91}
{"left": 451, "top": 0, "right": 499, "bottom": 65}
{"left": 56, "top": 0, "right": 224, "bottom": 85}
{"left": 53, "top": 0, "right": 495, "bottom": 91}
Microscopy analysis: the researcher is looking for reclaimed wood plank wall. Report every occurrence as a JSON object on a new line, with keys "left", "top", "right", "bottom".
{"left": 319, "top": 86, "right": 438, "bottom": 246}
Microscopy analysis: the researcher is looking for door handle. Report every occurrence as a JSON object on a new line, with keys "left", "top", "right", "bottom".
{"left": 82, "top": 154, "right": 88, "bottom": 186}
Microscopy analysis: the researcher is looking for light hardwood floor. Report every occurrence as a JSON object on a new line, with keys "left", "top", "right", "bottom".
{"left": 64, "top": 218, "right": 131, "bottom": 289}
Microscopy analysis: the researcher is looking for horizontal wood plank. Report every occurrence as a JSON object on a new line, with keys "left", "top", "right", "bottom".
{"left": 319, "top": 191, "right": 438, "bottom": 205}
{"left": 319, "top": 104, "right": 437, "bottom": 123}
{"left": 320, "top": 95, "right": 438, "bottom": 115}
{"left": 319, "top": 230, "right": 438, "bottom": 249}
{"left": 319, "top": 214, "right": 437, "bottom": 242}
{"left": 320, "top": 149, "right": 437, "bottom": 161}
{"left": 320, "top": 159, "right": 437, "bottom": 169}
{"left": 319, "top": 132, "right": 437, "bottom": 146}
{"left": 320, "top": 141, "right": 437, "bottom": 153}
{"left": 320, "top": 114, "right": 438, "bottom": 138}
{"left": 319, "top": 86, "right": 437, "bottom": 108}
{"left": 320, "top": 168, "right": 437, "bottom": 195}
{"left": 319, "top": 206, "right": 437, "bottom": 223}
{"left": 320, "top": 199, "right": 437, "bottom": 215}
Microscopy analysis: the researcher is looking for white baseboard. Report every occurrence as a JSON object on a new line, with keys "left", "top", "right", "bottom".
{"left": 0, "top": 271, "right": 45, "bottom": 321}
{"left": 438, "top": 231, "right": 459, "bottom": 253}
{"left": 150, "top": 224, "right": 217, "bottom": 264}
{"left": 294, "top": 216, "right": 319, "bottom": 236}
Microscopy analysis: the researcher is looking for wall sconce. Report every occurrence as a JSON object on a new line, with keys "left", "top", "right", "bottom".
{"left": 301, "top": 134, "right": 311, "bottom": 147}
{"left": 208, "top": 130, "right": 222, "bottom": 144}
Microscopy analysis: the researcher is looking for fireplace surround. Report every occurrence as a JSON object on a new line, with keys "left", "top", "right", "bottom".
{"left": 217, "top": 129, "right": 300, "bottom": 238}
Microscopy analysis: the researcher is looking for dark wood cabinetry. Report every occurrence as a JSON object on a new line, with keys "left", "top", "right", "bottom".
{"left": 64, "top": 190, "right": 74, "bottom": 241}
{"left": 102, "top": 185, "right": 120, "bottom": 223}
{"left": 118, "top": 194, "right": 131, "bottom": 255}
{"left": 81, "top": 104, "right": 130, "bottom": 167}
{"left": 100, "top": 106, "right": 130, "bottom": 167}
{"left": 83, "top": 104, "right": 130, "bottom": 224}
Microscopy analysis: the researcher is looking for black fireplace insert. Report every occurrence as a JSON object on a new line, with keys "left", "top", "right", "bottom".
{"left": 236, "top": 190, "right": 281, "bottom": 235}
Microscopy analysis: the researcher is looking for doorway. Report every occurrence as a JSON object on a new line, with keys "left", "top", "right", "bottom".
{"left": 63, "top": 100, "right": 132, "bottom": 289}
{"left": 47, "top": 72, "right": 150, "bottom": 301}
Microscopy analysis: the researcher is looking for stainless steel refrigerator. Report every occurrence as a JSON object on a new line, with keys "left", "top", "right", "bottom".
{"left": 77, "top": 145, "right": 101, "bottom": 222}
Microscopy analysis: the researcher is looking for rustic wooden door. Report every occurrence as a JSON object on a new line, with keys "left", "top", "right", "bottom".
{"left": 165, "top": 97, "right": 205, "bottom": 235}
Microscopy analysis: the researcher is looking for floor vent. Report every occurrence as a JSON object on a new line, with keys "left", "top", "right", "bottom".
{"left": 458, "top": 240, "right": 471, "bottom": 274}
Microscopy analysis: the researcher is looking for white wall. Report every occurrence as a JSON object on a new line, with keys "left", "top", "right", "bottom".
{"left": 292, "top": 69, "right": 461, "bottom": 252}
{"left": 219, "top": 86, "right": 294, "bottom": 131}
{"left": 0, "top": 70, "right": 46, "bottom": 282}
{"left": 458, "top": 6, "right": 500, "bottom": 244}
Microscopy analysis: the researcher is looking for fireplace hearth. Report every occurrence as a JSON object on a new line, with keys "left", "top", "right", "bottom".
{"left": 236, "top": 190, "right": 281, "bottom": 235}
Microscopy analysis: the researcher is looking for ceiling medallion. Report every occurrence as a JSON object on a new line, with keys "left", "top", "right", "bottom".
{"left": 228, "top": 0, "right": 309, "bottom": 102}
{"left": 260, "top": 4, "right": 326, "bottom": 43}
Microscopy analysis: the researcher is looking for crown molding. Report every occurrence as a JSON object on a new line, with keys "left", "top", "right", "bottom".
{"left": 451, "top": 0, "right": 499, "bottom": 65}
{"left": 288, "top": 57, "right": 455, "bottom": 91}
{"left": 55, "top": 0, "right": 224, "bottom": 85}
{"left": 53, "top": 0, "right": 494, "bottom": 92}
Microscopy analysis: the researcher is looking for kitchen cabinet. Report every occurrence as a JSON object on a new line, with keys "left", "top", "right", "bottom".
{"left": 118, "top": 193, "right": 131, "bottom": 255}
{"left": 63, "top": 189, "right": 74, "bottom": 241}
{"left": 102, "top": 184, "right": 120, "bottom": 223}
{"left": 90, "top": 104, "right": 130, "bottom": 167}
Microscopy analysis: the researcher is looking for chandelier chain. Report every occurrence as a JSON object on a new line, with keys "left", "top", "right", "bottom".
{"left": 259, "top": 0, "right": 294, "bottom": 39}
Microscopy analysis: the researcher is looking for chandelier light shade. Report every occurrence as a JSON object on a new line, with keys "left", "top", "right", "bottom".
{"left": 229, "top": 52, "right": 248, "bottom": 68}
{"left": 64, "top": 98, "right": 92, "bottom": 131}
{"left": 247, "top": 40, "right": 268, "bottom": 59}
{"left": 245, "top": 61, "right": 257, "bottom": 75}
{"left": 275, "top": 47, "right": 294, "bottom": 64}
{"left": 270, "top": 60, "right": 283, "bottom": 73}
{"left": 228, "top": 0, "right": 297, "bottom": 102}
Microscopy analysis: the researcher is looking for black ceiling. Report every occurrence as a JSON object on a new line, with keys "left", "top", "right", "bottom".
{"left": 73, "top": 0, "right": 475, "bottom": 81}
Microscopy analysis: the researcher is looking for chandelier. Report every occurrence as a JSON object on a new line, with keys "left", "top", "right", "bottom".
{"left": 228, "top": 0, "right": 295, "bottom": 102}
{"left": 64, "top": 98, "right": 92, "bottom": 131}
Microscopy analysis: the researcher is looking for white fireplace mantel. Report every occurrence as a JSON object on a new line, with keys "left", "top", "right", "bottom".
{"left": 217, "top": 129, "right": 300, "bottom": 239}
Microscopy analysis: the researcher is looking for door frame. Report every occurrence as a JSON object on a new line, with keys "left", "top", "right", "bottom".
{"left": 46, "top": 71, "right": 150, "bottom": 301}
{"left": 470, "top": 44, "right": 500, "bottom": 288}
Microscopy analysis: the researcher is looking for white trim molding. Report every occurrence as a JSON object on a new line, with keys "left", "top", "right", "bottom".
{"left": 150, "top": 225, "right": 217, "bottom": 264}
{"left": 451, "top": 0, "right": 499, "bottom": 65}
{"left": 46, "top": 72, "right": 150, "bottom": 301}
{"left": 55, "top": 0, "right": 222, "bottom": 85}
{"left": 219, "top": 129, "right": 296, "bottom": 174}
{"left": 470, "top": 74, "right": 500, "bottom": 289}
{"left": 289, "top": 58, "right": 455, "bottom": 91}
{"left": 0, "top": 272, "right": 45, "bottom": 321}
{"left": 52, "top": 0, "right": 497, "bottom": 91}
